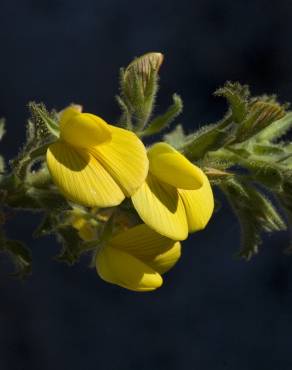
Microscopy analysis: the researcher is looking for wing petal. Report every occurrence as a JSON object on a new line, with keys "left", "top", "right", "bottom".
{"left": 132, "top": 174, "right": 188, "bottom": 240}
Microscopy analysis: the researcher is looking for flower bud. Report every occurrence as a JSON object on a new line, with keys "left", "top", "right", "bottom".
{"left": 123, "top": 52, "right": 164, "bottom": 96}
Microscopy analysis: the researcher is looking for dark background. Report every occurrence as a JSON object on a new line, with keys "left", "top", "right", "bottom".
{"left": 0, "top": 1, "right": 292, "bottom": 369}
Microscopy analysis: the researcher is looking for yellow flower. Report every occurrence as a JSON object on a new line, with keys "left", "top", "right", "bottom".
{"left": 131, "top": 142, "right": 214, "bottom": 240}
{"left": 46, "top": 106, "right": 149, "bottom": 207}
{"left": 96, "top": 224, "right": 181, "bottom": 291}
{"left": 70, "top": 212, "right": 180, "bottom": 291}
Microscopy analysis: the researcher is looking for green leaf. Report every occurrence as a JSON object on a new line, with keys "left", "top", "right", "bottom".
{"left": 0, "top": 118, "right": 6, "bottom": 141}
{"left": 163, "top": 124, "right": 188, "bottom": 149}
{"left": 253, "top": 143, "right": 286, "bottom": 157}
{"left": 27, "top": 188, "right": 68, "bottom": 211}
{"left": 29, "top": 143, "right": 51, "bottom": 159}
{"left": 4, "top": 240, "right": 32, "bottom": 278}
{"left": 248, "top": 162, "right": 283, "bottom": 190}
{"left": 0, "top": 156, "right": 5, "bottom": 174}
{"left": 228, "top": 148, "right": 284, "bottom": 190}
{"left": 181, "top": 115, "right": 233, "bottom": 161}
{"left": 277, "top": 189, "right": 292, "bottom": 254}
{"left": 142, "top": 94, "right": 183, "bottom": 136}
{"left": 33, "top": 214, "right": 55, "bottom": 238}
{"left": 221, "top": 178, "right": 286, "bottom": 260}
{"left": 215, "top": 81, "right": 249, "bottom": 123}
{"left": 55, "top": 226, "right": 84, "bottom": 265}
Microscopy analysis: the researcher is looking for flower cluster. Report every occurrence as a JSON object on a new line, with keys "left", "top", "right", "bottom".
{"left": 0, "top": 53, "right": 289, "bottom": 283}
{"left": 46, "top": 105, "right": 214, "bottom": 291}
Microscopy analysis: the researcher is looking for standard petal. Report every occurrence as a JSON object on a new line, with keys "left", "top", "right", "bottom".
{"left": 46, "top": 141, "right": 124, "bottom": 207}
{"left": 110, "top": 224, "right": 181, "bottom": 275}
{"left": 148, "top": 142, "right": 204, "bottom": 190}
{"left": 178, "top": 172, "right": 214, "bottom": 232}
{"left": 60, "top": 112, "right": 112, "bottom": 148}
{"left": 92, "top": 125, "right": 149, "bottom": 196}
{"left": 96, "top": 246, "right": 163, "bottom": 291}
{"left": 131, "top": 174, "right": 188, "bottom": 240}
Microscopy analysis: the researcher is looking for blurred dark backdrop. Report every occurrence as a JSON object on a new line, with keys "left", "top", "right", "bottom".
{"left": 0, "top": 1, "right": 292, "bottom": 369}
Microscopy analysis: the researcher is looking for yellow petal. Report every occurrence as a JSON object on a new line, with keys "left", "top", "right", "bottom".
{"left": 92, "top": 125, "right": 148, "bottom": 196}
{"left": 110, "top": 224, "right": 181, "bottom": 274}
{"left": 60, "top": 112, "right": 112, "bottom": 148}
{"left": 59, "top": 105, "right": 82, "bottom": 125}
{"left": 147, "top": 142, "right": 204, "bottom": 190}
{"left": 149, "top": 242, "right": 181, "bottom": 274}
{"left": 178, "top": 171, "right": 214, "bottom": 232}
{"left": 131, "top": 173, "right": 188, "bottom": 240}
{"left": 46, "top": 141, "right": 124, "bottom": 207}
{"left": 96, "top": 246, "right": 163, "bottom": 291}
{"left": 110, "top": 224, "right": 175, "bottom": 256}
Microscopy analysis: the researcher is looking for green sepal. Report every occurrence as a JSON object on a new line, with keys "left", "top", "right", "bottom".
{"left": 29, "top": 102, "right": 59, "bottom": 138}
{"left": 118, "top": 52, "right": 163, "bottom": 131}
{"left": 122, "top": 52, "right": 163, "bottom": 97}
{"left": 252, "top": 111, "right": 292, "bottom": 143}
{"left": 235, "top": 98, "right": 286, "bottom": 142}
{"left": 116, "top": 95, "right": 133, "bottom": 129}
{"left": 11, "top": 103, "right": 57, "bottom": 180}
